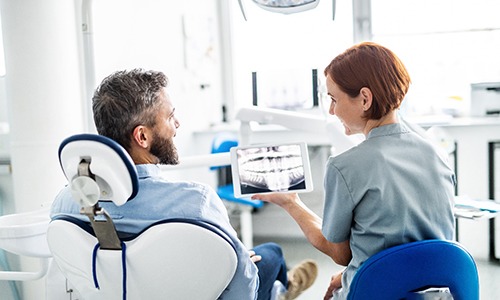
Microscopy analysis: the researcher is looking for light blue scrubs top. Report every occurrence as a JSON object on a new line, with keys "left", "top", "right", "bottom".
{"left": 51, "top": 164, "right": 259, "bottom": 300}
{"left": 322, "top": 123, "right": 455, "bottom": 299}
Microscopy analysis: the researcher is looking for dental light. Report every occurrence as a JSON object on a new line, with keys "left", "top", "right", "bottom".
{"left": 237, "top": 0, "right": 336, "bottom": 21}
{"left": 250, "top": 0, "right": 320, "bottom": 14}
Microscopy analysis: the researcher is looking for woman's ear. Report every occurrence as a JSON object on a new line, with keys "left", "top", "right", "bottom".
{"left": 131, "top": 125, "right": 150, "bottom": 149}
{"left": 360, "top": 87, "right": 373, "bottom": 111}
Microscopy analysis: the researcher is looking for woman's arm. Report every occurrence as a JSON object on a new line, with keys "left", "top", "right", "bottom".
{"left": 252, "top": 193, "right": 352, "bottom": 266}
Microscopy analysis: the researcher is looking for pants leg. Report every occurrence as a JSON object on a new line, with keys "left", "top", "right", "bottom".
{"left": 253, "top": 242, "right": 288, "bottom": 300}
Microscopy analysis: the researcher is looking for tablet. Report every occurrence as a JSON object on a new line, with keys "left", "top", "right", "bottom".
{"left": 230, "top": 142, "right": 313, "bottom": 197}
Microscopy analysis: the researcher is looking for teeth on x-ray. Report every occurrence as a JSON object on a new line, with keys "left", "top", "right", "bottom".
{"left": 238, "top": 145, "right": 305, "bottom": 191}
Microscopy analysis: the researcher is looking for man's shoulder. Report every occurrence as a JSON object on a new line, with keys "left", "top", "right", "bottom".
{"left": 163, "top": 180, "right": 212, "bottom": 192}
{"left": 143, "top": 179, "right": 217, "bottom": 200}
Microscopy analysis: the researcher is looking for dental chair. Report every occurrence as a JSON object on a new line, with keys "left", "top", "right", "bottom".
{"left": 46, "top": 134, "right": 238, "bottom": 299}
{"left": 347, "top": 239, "right": 479, "bottom": 300}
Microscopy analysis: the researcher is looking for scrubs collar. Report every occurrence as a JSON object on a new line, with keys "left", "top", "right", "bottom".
{"left": 366, "top": 123, "right": 410, "bottom": 140}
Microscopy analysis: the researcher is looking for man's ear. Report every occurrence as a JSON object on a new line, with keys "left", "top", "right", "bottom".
{"left": 131, "top": 125, "right": 150, "bottom": 149}
{"left": 360, "top": 87, "right": 373, "bottom": 111}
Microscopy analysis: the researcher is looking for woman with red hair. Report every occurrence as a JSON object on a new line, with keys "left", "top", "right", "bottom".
{"left": 253, "top": 42, "right": 455, "bottom": 299}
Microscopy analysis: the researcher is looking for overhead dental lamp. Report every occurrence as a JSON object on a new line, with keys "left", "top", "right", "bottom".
{"left": 238, "top": 0, "right": 335, "bottom": 20}
{"left": 250, "top": 0, "right": 320, "bottom": 14}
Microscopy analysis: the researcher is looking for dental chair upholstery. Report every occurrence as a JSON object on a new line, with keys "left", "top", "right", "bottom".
{"left": 347, "top": 239, "right": 479, "bottom": 300}
{"left": 47, "top": 134, "right": 237, "bottom": 299}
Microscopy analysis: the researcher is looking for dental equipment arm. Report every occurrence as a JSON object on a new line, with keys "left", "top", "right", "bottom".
{"left": 161, "top": 152, "right": 230, "bottom": 170}
{"left": 236, "top": 106, "right": 361, "bottom": 154}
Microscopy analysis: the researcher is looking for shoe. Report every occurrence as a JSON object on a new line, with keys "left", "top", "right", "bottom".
{"left": 284, "top": 259, "right": 318, "bottom": 300}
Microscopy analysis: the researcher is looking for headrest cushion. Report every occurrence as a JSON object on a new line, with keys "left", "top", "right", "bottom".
{"left": 58, "top": 134, "right": 139, "bottom": 206}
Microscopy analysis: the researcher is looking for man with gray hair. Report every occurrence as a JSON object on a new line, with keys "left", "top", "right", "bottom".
{"left": 51, "top": 69, "right": 318, "bottom": 300}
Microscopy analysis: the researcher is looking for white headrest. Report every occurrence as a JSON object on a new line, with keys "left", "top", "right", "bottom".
{"left": 58, "top": 134, "right": 139, "bottom": 207}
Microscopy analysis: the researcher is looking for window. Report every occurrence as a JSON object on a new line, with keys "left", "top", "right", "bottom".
{"left": 227, "top": 0, "right": 353, "bottom": 117}
{"left": 371, "top": 0, "right": 500, "bottom": 117}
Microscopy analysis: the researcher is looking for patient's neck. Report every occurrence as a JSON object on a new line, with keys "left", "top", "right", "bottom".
{"left": 130, "top": 149, "right": 159, "bottom": 165}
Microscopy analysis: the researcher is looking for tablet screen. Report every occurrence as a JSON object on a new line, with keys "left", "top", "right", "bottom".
{"left": 230, "top": 142, "right": 313, "bottom": 197}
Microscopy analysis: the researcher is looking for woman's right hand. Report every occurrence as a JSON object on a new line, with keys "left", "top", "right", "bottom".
{"left": 251, "top": 192, "right": 299, "bottom": 208}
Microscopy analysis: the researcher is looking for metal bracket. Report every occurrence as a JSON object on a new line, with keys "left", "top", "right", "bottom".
{"left": 77, "top": 159, "right": 122, "bottom": 250}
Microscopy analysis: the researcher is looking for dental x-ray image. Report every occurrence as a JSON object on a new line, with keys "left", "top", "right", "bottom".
{"left": 230, "top": 143, "right": 313, "bottom": 197}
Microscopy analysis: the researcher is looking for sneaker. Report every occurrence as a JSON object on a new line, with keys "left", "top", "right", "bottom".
{"left": 284, "top": 259, "right": 318, "bottom": 300}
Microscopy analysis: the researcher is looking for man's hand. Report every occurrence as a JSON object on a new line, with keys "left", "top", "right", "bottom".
{"left": 323, "top": 270, "right": 343, "bottom": 300}
{"left": 249, "top": 250, "right": 262, "bottom": 263}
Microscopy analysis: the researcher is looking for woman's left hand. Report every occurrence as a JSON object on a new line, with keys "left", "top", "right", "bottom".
{"left": 323, "top": 270, "right": 343, "bottom": 300}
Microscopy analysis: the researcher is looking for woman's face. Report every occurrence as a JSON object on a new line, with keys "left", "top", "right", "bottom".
{"left": 326, "top": 75, "right": 367, "bottom": 136}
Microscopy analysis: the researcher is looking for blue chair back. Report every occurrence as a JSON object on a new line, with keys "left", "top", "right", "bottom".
{"left": 211, "top": 133, "right": 238, "bottom": 155}
{"left": 210, "top": 132, "right": 238, "bottom": 169}
{"left": 347, "top": 239, "right": 479, "bottom": 300}
{"left": 209, "top": 132, "right": 263, "bottom": 209}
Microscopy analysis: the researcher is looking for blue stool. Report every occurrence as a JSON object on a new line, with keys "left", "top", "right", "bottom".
{"left": 211, "top": 132, "right": 263, "bottom": 248}
{"left": 347, "top": 239, "right": 479, "bottom": 300}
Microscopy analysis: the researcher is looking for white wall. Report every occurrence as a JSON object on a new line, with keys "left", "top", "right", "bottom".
{"left": 91, "top": 0, "right": 224, "bottom": 159}
{"left": 0, "top": 0, "right": 85, "bottom": 298}
{"left": 0, "top": 1, "right": 223, "bottom": 298}
{"left": 228, "top": 0, "right": 354, "bottom": 119}
{"left": 0, "top": 0, "right": 226, "bottom": 212}
{"left": 372, "top": 0, "right": 500, "bottom": 117}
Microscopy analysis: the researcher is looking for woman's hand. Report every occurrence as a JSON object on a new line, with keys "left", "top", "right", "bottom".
{"left": 323, "top": 270, "right": 343, "bottom": 300}
{"left": 251, "top": 192, "right": 299, "bottom": 208}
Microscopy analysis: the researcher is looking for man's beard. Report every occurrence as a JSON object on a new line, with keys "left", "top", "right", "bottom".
{"left": 150, "top": 132, "right": 179, "bottom": 165}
